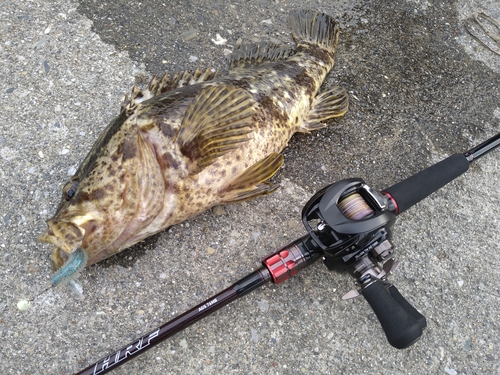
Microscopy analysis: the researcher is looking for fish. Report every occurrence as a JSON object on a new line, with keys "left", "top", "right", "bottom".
{"left": 39, "top": 10, "right": 349, "bottom": 285}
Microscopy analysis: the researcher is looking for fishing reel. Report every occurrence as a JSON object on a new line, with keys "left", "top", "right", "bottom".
{"left": 302, "top": 178, "right": 396, "bottom": 273}
{"left": 301, "top": 178, "right": 427, "bottom": 349}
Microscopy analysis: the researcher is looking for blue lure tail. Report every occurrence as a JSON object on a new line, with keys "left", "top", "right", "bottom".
{"left": 51, "top": 248, "right": 88, "bottom": 286}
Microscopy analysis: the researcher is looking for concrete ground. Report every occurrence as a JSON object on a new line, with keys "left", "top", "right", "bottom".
{"left": 1, "top": 0, "right": 499, "bottom": 374}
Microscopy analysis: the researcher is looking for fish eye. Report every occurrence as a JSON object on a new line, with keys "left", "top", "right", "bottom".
{"left": 63, "top": 180, "right": 79, "bottom": 201}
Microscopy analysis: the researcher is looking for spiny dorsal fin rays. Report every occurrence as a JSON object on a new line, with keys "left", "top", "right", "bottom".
{"left": 121, "top": 68, "right": 219, "bottom": 112}
{"left": 175, "top": 85, "right": 257, "bottom": 175}
{"left": 230, "top": 43, "right": 295, "bottom": 69}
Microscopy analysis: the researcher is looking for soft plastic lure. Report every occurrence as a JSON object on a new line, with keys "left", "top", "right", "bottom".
{"left": 51, "top": 248, "right": 88, "bottom": 286}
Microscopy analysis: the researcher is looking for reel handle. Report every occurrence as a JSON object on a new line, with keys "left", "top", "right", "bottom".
{"left": 361, "top": 280, "right": 427, "bottom": 349}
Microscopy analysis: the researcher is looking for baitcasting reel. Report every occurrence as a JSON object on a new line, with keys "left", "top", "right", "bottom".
{"left": 302, "top": 178, "right": 397, "bottom": 275}
{"left": 300, "top": 178, "right": 426, "bottom": 349}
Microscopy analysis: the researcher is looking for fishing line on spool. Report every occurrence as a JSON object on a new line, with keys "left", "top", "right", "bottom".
{"left": 338, "top": 193, "right": 374, "bottom": 220}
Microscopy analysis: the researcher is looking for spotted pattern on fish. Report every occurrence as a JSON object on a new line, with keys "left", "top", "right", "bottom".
{"left": 39, "top": 10, "right": 349, "bottom": 283}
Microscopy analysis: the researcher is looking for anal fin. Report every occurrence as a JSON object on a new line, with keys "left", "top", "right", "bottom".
{"left": 221, "top": 153, "right": 284, "bottom": 203}
{"left": 176, "top": 85, "right": 257, "bottom": 175}
{"left": 298, "top": 86, "right": 349, "bottom": 132}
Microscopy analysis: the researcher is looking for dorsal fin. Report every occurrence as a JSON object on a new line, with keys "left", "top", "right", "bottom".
{"left": 121, "top": 68, "right": 219, "bottom": 112}
{"left": 229, "top": 43, "right": 295, "bottom": 69}
{"left": 175, "top": 85, "right": 257, "bottom": 175}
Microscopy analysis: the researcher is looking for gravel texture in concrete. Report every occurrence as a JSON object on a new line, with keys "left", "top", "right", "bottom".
{"left": 1, "top": 0, "right": 499, "bottom": 374}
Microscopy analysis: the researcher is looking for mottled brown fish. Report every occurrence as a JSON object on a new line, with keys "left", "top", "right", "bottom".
{"left": 39, "top": 10, "right": 348, "bottom": 285}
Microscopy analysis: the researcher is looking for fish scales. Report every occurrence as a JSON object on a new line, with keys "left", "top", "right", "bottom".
{"left": 40, "top": 10, "right": 349, "bottom": 286}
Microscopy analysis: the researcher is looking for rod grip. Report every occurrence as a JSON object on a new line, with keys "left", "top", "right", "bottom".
{"left": 383, "top": 153, "right": 469, "bottom": 214}
{"left": 361, "top": 280, "right": 427, "bottom": 349}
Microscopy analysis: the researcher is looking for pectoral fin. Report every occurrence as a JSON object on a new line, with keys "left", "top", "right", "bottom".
{"left": 299, "top": 86, "right": 348, "bottom": 132}
{"left": 221, "top": 153, "right": 284, "bottom": 203}
{"left": 176, "top": 85, "right": 257, "bottom": 175}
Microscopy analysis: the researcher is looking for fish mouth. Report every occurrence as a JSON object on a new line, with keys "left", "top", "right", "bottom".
{"left": 39, "top": 220, "right": 85, "bottom": 271}
{"left": 39, "top": 220, "right": 90, "bottom": 286}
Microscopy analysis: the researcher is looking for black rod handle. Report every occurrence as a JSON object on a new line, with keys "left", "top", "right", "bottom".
{"left": 361, "top": 280, "right": 427, "bottom": 349}
{"left": 383, "top": 153, "right": 469, "bottom": 215}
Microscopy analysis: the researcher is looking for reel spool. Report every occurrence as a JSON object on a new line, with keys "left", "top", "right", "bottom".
{"left": 339, "top": 192, "right": 374, "bottom": 220}
{"left": 301, "top": 178, "right": 396, "bottom": 270}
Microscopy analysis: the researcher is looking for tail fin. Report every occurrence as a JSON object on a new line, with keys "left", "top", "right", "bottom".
{"left": 289, "top": 10, "right": 339, "bottom": 54}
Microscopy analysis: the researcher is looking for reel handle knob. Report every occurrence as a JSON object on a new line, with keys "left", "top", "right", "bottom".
{"left": 361, "top": 280, "right": 427, "bottom": 349}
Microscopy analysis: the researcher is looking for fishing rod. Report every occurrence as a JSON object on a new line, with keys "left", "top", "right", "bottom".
{"left": 74, "top": 132, "right": 500, "bottom": 375}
